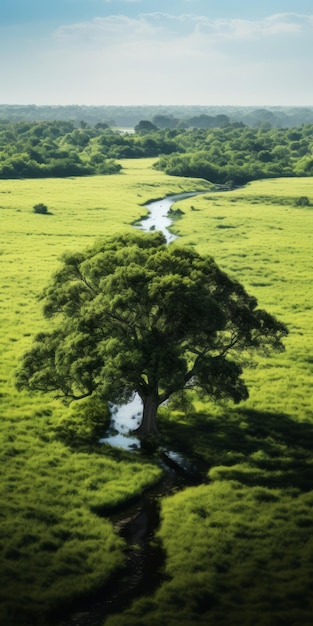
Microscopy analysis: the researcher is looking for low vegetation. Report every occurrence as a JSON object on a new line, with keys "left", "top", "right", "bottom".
{"left": 33, "top": 202, "right": 49, "bottom": 214}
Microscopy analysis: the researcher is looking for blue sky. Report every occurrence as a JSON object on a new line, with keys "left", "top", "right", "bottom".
{"left": 1, "top": 0, "right": 313, "bottom": 105}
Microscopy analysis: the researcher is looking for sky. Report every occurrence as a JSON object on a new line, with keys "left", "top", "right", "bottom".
{"left": 1, "top": 0, "right": 313, "bottom": 106}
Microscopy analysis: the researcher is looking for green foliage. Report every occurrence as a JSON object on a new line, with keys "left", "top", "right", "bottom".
{"left": 295, "top": 195, "right": 310, "bottom": 207}
{"left": 0, "top": 408, "right": 162, "bottom": 625}
{"left": 33, "top": 202, "right": 48, "bottom": 214}
{"left": 154, "top": 123, "right": 313, "bottom": 185}
{"left": 102, "top": 173, "right": 313, "bottom": 626}
{"left": 0, "top": 120, "right": 121, "bottom": 179}
{"left": 55, "top": 395, "right": 111, "bottom": 448}
{"left": 2, "top": 117, "right": 313, "bottom": 183}
{"left": 135, "top": 120, "right": 159, "bottom": 133}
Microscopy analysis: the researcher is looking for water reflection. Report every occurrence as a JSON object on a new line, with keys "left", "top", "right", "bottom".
{"left": 137, "top": 191, "right": 203, "bottom": 243}
{"left": 102, "top": 433, "right": 140, "bottom": 450}
{"left": 100, "top": 394, "right": 142, "bottom": 450}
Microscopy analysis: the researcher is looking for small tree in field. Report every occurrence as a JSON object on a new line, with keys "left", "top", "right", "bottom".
{"left": 295, "top": 196, "right": 310, "bottom": 207}
{"left": 33, "top": 203, "right": 49, "bottom": 214}
{"left": 16, "top": 232, "right": 288, "bottom": 437}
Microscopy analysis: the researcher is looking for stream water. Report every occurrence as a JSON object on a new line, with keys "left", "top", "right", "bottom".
{"left": 53, "top": 190, "right": 206, "bottom": 626}
{"left": 135, "top": 191, "right": 203, "bottom": 243}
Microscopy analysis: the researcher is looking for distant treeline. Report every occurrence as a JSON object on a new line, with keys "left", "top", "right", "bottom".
{"left": 2, "top": 104, "right": 313, "bottom": 128}
{"left": 0, "top": 118, "right": 313, "bottom": 183}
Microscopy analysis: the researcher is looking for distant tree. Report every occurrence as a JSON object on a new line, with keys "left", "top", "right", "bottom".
{"left": 258, "top": 150, "right": 273, "bottom": 163}
{"left": 33, "top": 203, "right": 49, "bottom": 214}
{"left": 152, "top": 114, "right": 179, "bottom": 129}
{"left": 214, "top": 114, "right": 230, "bottom": 126}
{"left": 16, "top": 232, "right": 288, "bottom": 438}
{"left": 187, "top": 114, "right": 215, "bottom": 129}
{"left": 295, "top": 196, "right": 310, "bottom": 207}
{"left": 134, "top": 120, "right": 158, "bottom": 133}
{"left": 94, "top": 122, "right": 109, "bottom": 130}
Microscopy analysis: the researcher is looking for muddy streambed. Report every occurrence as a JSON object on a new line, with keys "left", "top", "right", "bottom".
{"left": 54, "top": 457, "right": 203, "bottom": 626}
{"left": 53, "top": 191, "right": 207, "bottom": 626}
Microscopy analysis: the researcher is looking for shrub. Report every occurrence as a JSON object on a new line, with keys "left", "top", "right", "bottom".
{"left": 295, "top": 196, "right": 310, "bottom": 207}
{"left": 33, "top": 203, "right": 49, "bottom": 214}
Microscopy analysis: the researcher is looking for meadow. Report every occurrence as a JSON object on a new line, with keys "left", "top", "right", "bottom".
{"left": 104, "top": 176, "right": 313, "bottom": 624}
{"left": 0, "top": 160, "right": 210, "bottom": 625}
{"left": 1, "top": 159, "right": 313, "bottom": 625}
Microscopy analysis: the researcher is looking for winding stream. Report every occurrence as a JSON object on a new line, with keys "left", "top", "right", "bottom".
{"left": 135, "top": 191, "right": 204, "bottom": 243}
{"left": 53, "top": 190, "right": 206, "bottom": 626}
{"left": 100, "top": 190, "right": 205, "bottom": 451}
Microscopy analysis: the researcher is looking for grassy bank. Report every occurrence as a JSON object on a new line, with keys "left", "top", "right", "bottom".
{"left": 0, "top": 160, "right": 211, "bottom": 625}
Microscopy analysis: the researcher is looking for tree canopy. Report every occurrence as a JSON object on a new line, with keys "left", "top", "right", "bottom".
{"left": 1, "top": 117, "right": 313, "bottom": 182}
{"left": 16, "top": 232, "right": 288, "bottom": 437}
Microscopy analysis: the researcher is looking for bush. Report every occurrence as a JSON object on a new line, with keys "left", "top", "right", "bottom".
{"left": 33, "top": 203, "right": 49, "bottom": 214}
{"left": 295, "top": 196, "right": 310, "bottom": 207}
{"left": 55, "top": 395, "right": 111, "bottom": 448}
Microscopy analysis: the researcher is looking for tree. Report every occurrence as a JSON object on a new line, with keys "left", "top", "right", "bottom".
{"left": 295, "top": 196, "right": 310, "bottom": 207}
{"left": 134, "top": 120, "right": 158, "bottom": 133}
{"left": 33, "top": 203, "right": 48, "bottom": 214}
{"left": 15, "top": 232, "right": 288, "bottom": 437}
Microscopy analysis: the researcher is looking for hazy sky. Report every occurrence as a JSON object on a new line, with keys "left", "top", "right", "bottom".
{"left": 1, "top": 0, "right": 313, "bottom": 106}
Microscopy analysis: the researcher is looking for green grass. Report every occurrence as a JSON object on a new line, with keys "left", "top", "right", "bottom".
{"left": 105, "top": 482, "right": 313, "bottom": 626}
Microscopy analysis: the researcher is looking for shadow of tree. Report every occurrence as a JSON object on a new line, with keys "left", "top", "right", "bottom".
{"left": 159, "top": 407, "right": 313, "bottom": 490}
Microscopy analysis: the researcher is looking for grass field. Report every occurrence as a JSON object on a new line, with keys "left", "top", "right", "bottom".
{"left": 1, "top": 161, "right": 313, "bottom": 625}
{"left": 0, "top": 160, "right": 211, "bottom": 625}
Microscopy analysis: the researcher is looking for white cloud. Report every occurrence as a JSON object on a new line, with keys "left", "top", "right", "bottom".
{"left": 53, "top": 12, "right": 313, "bottom": 67}
{"left": 55, "top": 15, "right": 163, "bottom": 46}
{"left": 2, "top": 12, "right": 313, "bottom": 105}
{"left": 55, "top": 11, "right": 313, "bottom": 43}
{"left": 193, "top": 13, "right": 306, "bottom": 40}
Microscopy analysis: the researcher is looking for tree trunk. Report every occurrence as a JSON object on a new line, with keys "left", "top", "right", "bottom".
{"left": 133, "top": 393, "right": 159, "bottom": 438}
